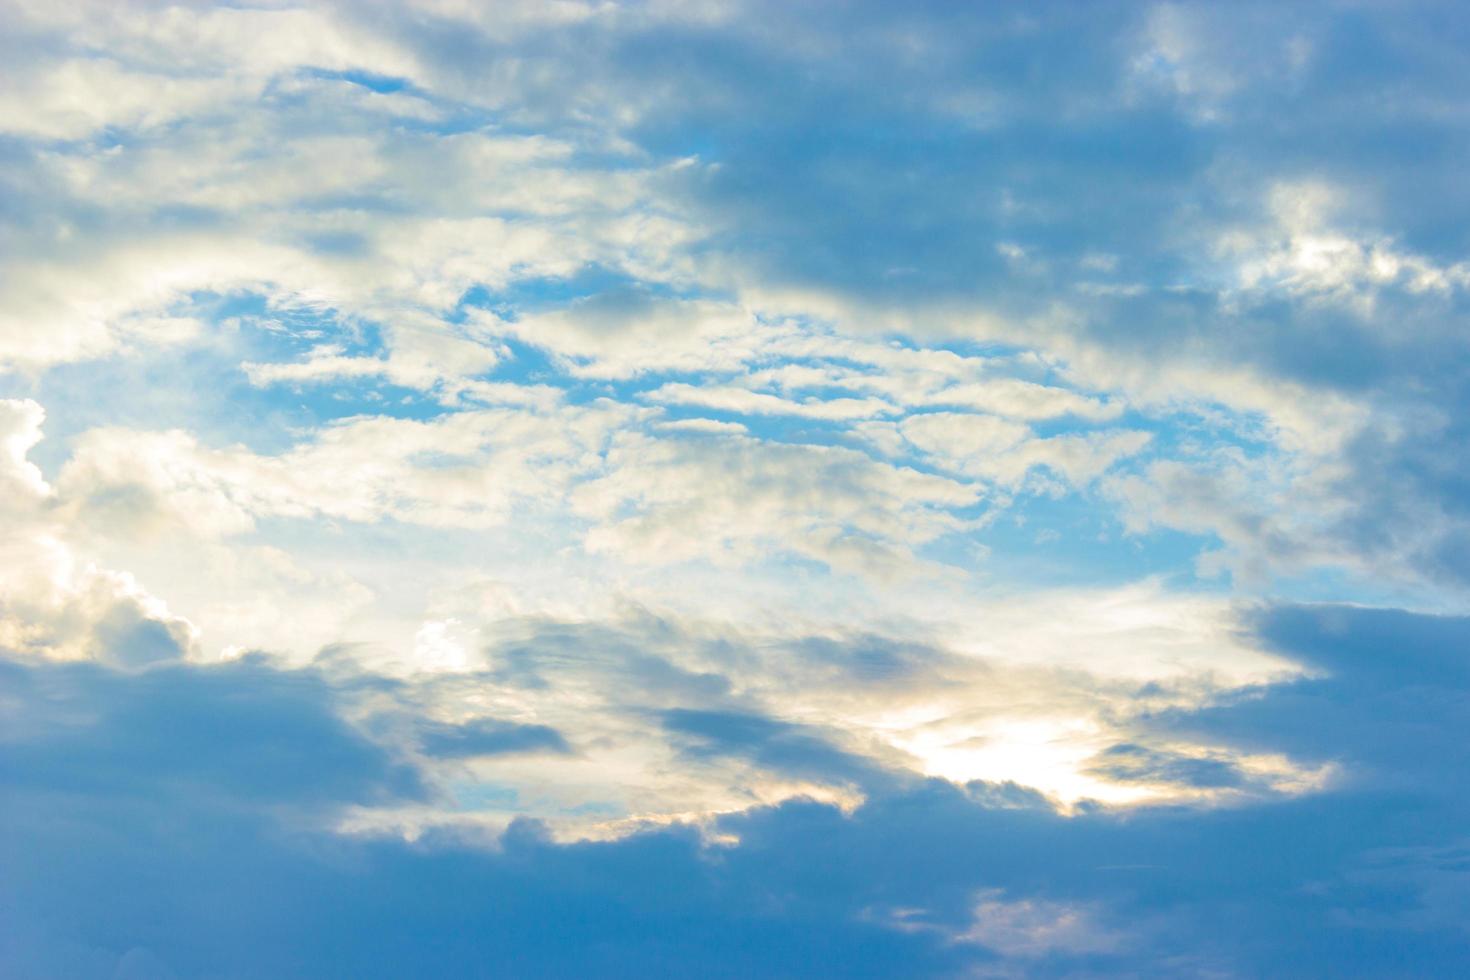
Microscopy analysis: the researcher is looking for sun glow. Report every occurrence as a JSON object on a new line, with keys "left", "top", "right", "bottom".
{"left": 895, "top": 716, "right": 1158, "bottom": 806}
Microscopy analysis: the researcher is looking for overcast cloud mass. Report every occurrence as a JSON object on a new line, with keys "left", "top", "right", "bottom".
{"left": 3, "top": 1, "right": 1470, "bottom": 976}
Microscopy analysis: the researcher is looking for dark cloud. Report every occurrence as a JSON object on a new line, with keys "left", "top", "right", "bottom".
{"left": 661, "top": 707, "right": 890, "bottom": 787}
{"left": 1084, "top": 742, "right": 1245, "bottom": 789}
{"left": 417, "top": 717, "right": 571, "bottom": 759}
{"left": 1147, "top": 605, "right": 1470, "bottom": 795}
{"left": 0, "top": 654, "right": 423, "bottom": 806}
{"left": 92, "top": 601, "right": 192, "bottom": 668}
{"left": 4, "top": 604, "right": 1470, "bottom": 977}
{"left": 787, "top": 634, "right": 952, "bottom": 685}
{"left": 485, "top": 620, "right": 732, "bottom": 702}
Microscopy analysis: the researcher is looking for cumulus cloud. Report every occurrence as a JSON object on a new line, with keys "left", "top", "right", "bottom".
{"left": 0, "top": 398, "right": 49, "bottom": 501}
{"left": 0, "top": 400, "right": 200, "bottom": 666}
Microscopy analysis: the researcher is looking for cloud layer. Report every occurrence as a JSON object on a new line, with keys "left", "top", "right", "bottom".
{"left": 3, "top": 1, "right": 1469, "bottom": 976}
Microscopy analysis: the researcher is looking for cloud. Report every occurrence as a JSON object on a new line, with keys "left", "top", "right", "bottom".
{"left": 646, "top": 381, "right": 897, "bottom": 421}
{"left": 417, "top": 716, "right": 572, "bottom": 759}
{"left": 1222, "top": 180, "right": 1470, "bottom": 309}
{"left": 0, "top": 398, "right": 49, "bottom": 502}
{"left": 855, "top": 412, "right": 1151, "bottom": 493}
{"left": 5, "top": 0, "right": 1462, "bottom": 597}
{"left": 0, "top": 654, "right": 422, "bottom": 806}
{"left": 3, "top": 605, "right": 1470, "bottom": 977}
{"left": 3, "top": 2, "right": 1470, "bottom": 975}
{"left": 1084, "top": 742, "right": 1246, "bottom": 790}
{"left": 661, "top": 707, "right": 889, "bottom": 788}
{"left": 487, "top": 292, "right": 772, "bottom": 380}
{"left": 952, "top": 890, "right": 1125, "bottom": 958}
{"left": 0, "top": 400, "right": 202, "bottom": 666}
{"left": 574, "top": 428, "right": 980, "bottom": 576}
{"left": 56, "top": 403, "right": 637, "bottom": 535}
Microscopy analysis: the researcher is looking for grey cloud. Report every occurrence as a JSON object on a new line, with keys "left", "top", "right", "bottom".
{"left": 417, "top": 716, "right": 571, "bottom": 759}
{"left": 1084, "top": 742, "right": 1245, "bottom": 790}
{"left": 0, "top": 654, "right": 423, "bottom": 806}
{"left": 661, "top": 707, "right": 892, "bottom": 788}
{"left": 92, "top": 600, "right": 193, "bottom": 668}
{"left": 1144, "top": 604, "right": 1470, "bottom": 793}
{"left": 3, "top": 604, "right": 1470, "bottom": 977}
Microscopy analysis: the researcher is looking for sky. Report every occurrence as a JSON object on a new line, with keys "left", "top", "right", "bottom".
{"left": 2, "top": 1, "right": 1470, "bottom": 976}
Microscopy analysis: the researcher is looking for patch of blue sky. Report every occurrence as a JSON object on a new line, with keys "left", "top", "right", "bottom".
{"left": 214, "top": 292, "right": 372, "bottom": 346}
{"left": 446, "top": 783, "right": 623, "bottom": 822}
{"left": 284, "top": 69, "right": 683, "bottom": 164}
{"left": 447, "top": 780, "right": 521, "bottom": 813}
{"left": 223, "top": 304, "right": 460, "bottom": 427}
{"left": 946, "top": 494, "right": 1223, "bottom": 592}
{"left": 305, "top": 68, "right": 413, "bottom": 95}
{"left": 713, "top": 413, "right": 860, "bottom": 446}
{"left": 475, "top": 336, "right": 567, "bottom": 388}
{"left": 1147, "top": 410, "right": 1280, "bottom": 460}
{"left": 273, "top": 68, "right": 492, "bottom": 139}
{"left": 13, "top": 342, "right": 277, "bottom": 472}
{"left": 13, "top": 293, "right": 466, "bottom": 466}
{"left": 1265, "top": 565, "right": 1464, "bottom": 613}
{"left": 453, "top": 267, "right": 713, "bottom": 322}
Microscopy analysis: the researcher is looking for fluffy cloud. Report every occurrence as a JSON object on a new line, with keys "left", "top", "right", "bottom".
{"left": 0, "top": 400, "right": 199, "bottom": 666}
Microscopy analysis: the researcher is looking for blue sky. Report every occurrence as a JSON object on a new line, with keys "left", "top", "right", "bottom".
{"left": 2, "top": 1, "right": 1470, "bottom": 976}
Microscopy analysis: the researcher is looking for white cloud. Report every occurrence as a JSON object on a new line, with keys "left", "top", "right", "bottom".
{"left": 573, "top": 428, "right": 981, "bottom": 576}
{"left": 646, "top": 382, "right": 896, "bottom": 420}
{"left": 1106, "top": 455, "right": 1359, "bottom": 586}
{"left": 953, "top": 890, "right": 1125, "bottom": 957}
{"left": 326, "top": 579, "right": 1319, "bottom": 838}
{"left": 57, "top": 403, "right": 638, "bottom": 537}
{"left": 1223, "top": 181, "right": 1470, "bottom": 310}
{"left": 489, "top": 295, "right": 771, "bottom": 380}
{"left": 0, "top": 58, "right": 241, "bottom": 141}
{"left": 876, "top": 412, "right": 1151, "bottom": 489}
{"left": 0, "top": 400, "right": 199, "bottom": 665}
{"left": 0, "top": 399, "right": 50, "bottom": 502}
